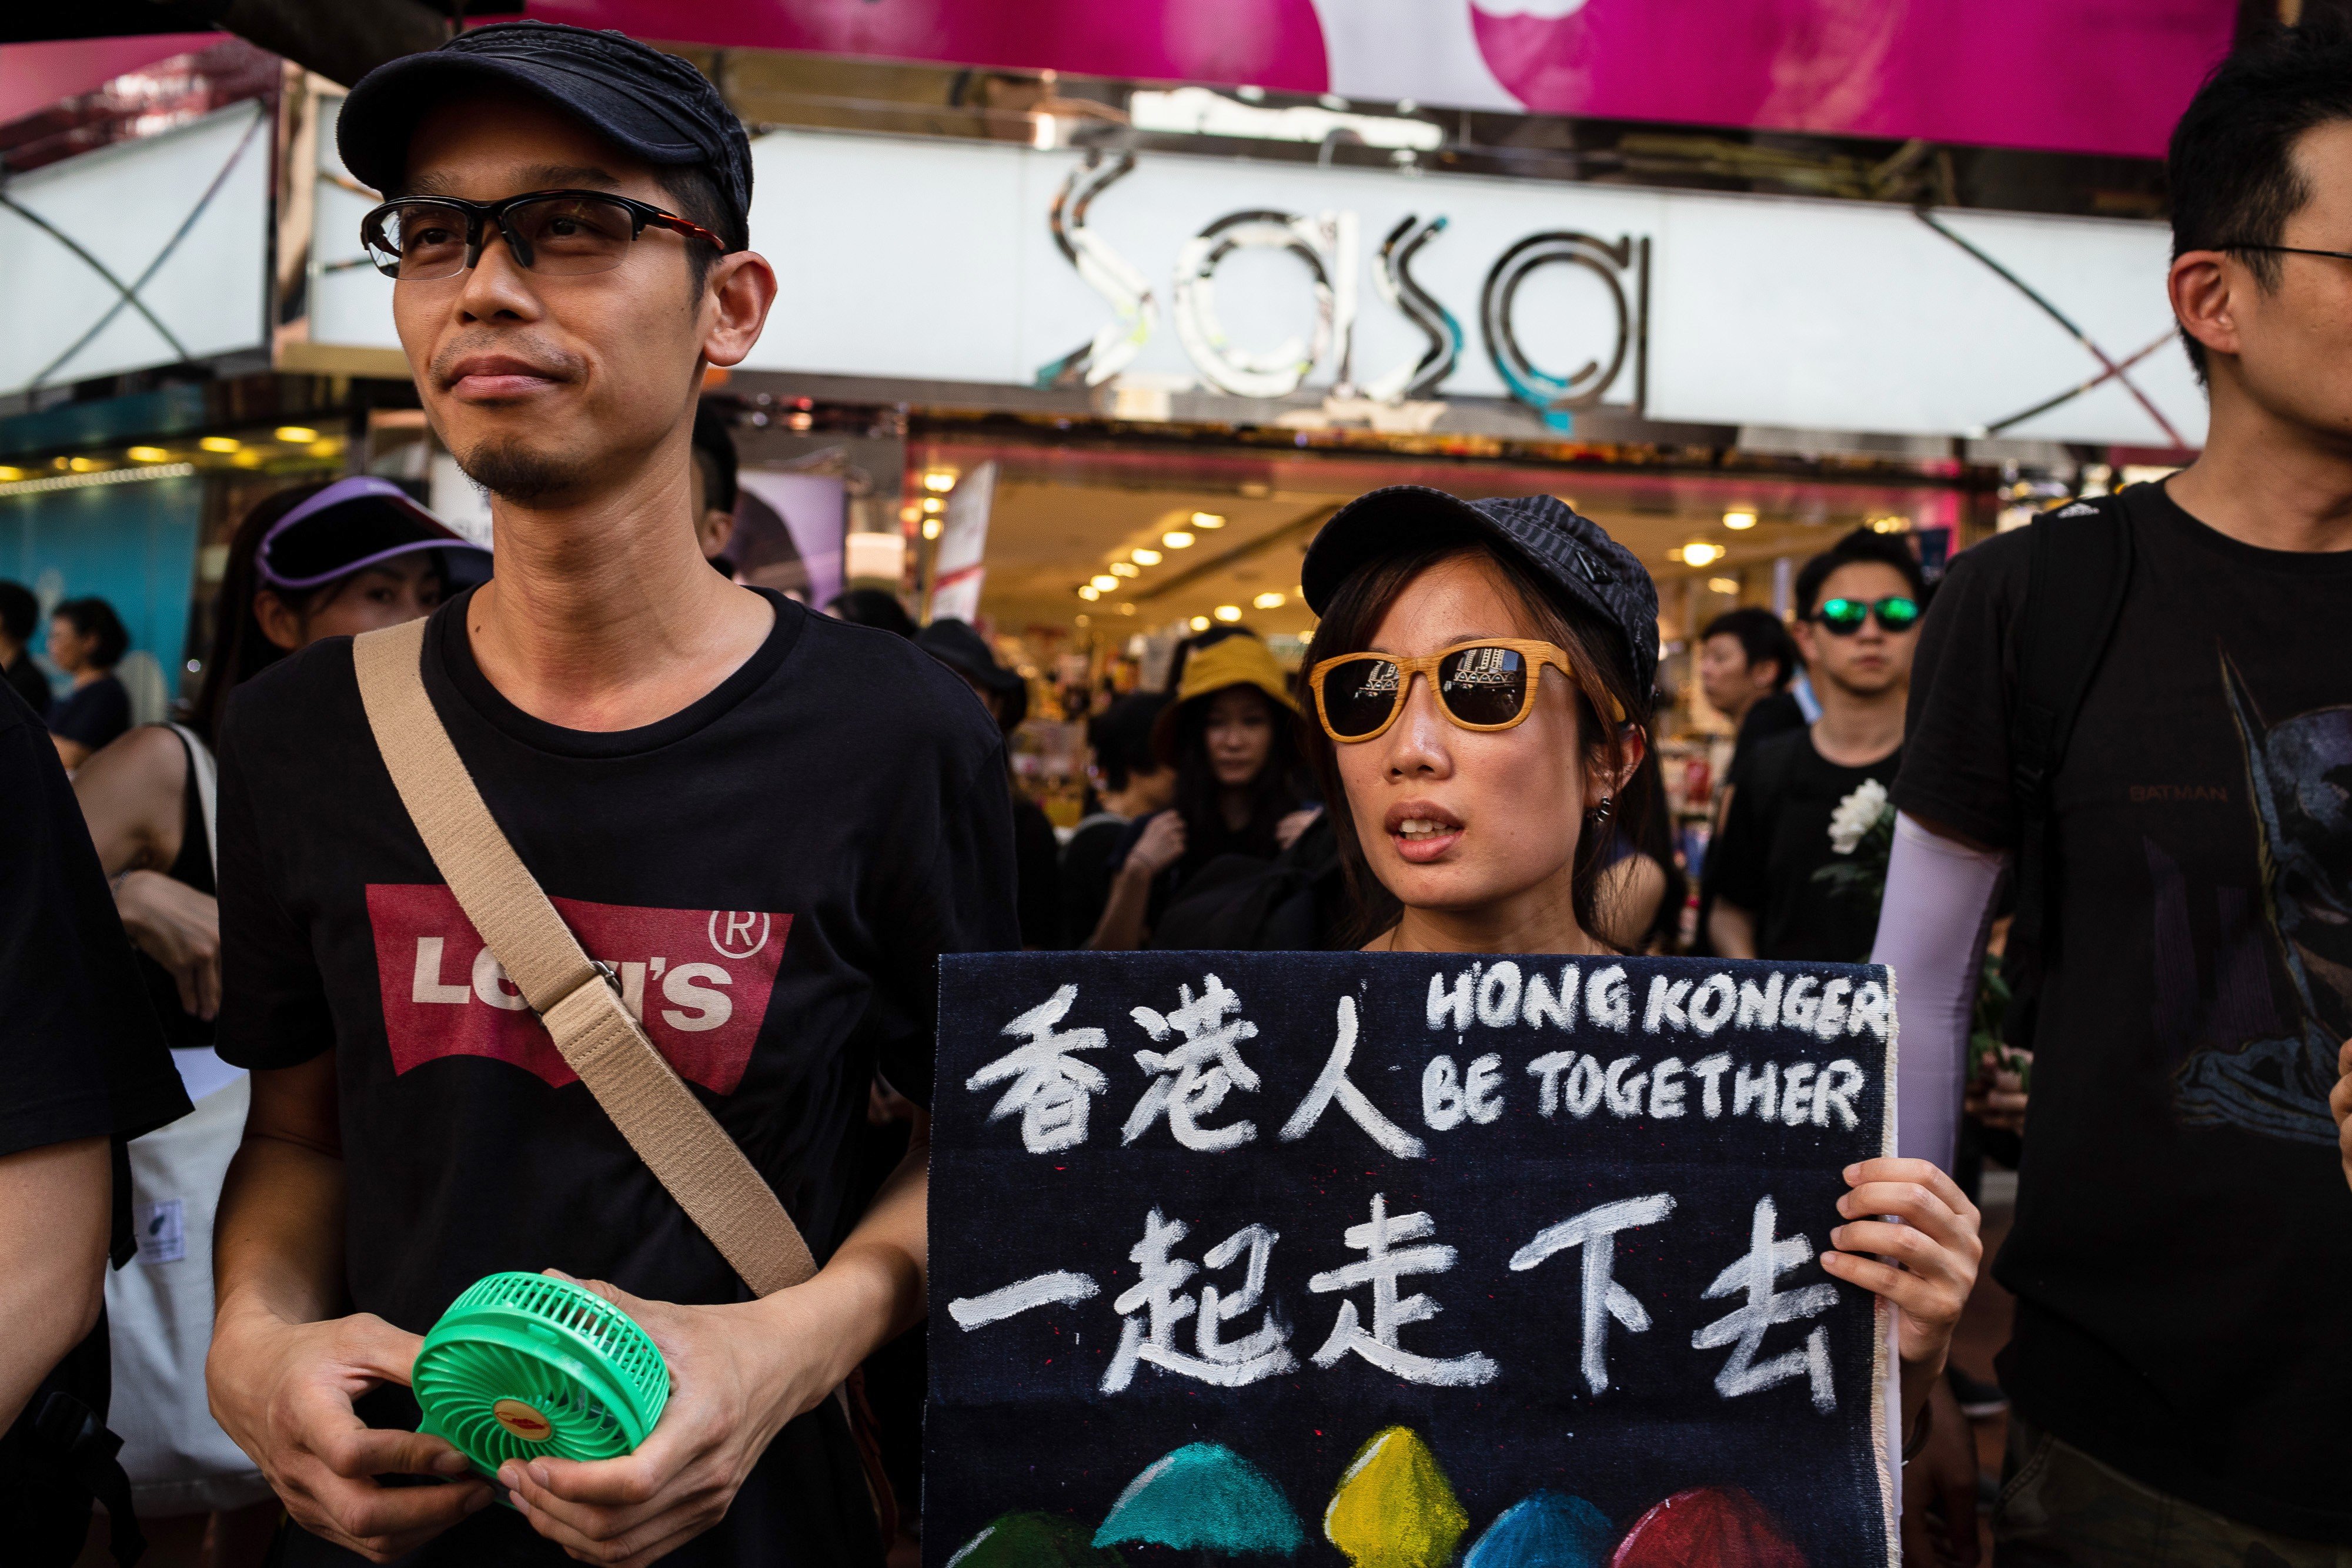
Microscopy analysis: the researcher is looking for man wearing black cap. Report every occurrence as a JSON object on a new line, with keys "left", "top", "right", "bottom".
{"left": 206, "top": 23, "right": 1016, "bottom": 1567}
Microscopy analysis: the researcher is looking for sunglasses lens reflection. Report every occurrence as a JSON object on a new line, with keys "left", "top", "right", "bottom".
{"left": 1436, "top": 645, "right": 1530, "bottom": 726}
{"left": 1322, "top": 658, "right": 1403, "bottom": 737}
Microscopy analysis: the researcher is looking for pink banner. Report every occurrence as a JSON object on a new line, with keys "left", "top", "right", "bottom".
{"left": 529, "top": 0, "right": 2233, "bottom": 159}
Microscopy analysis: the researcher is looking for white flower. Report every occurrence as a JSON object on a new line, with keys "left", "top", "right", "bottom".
{"left": 1827, "top": 778, "right": 1891, "bottom": 855}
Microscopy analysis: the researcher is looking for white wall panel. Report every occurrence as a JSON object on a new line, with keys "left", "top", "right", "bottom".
{"left": 0, "top": 102, "right": 270, "bottom": 395}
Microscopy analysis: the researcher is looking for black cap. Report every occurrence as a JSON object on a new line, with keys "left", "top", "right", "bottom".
{"left": 916, "top": 618, "right": 1028, "bottom": 731}
{"left": 1302, "top": 486, "right": 1660, "bottom": 710}
{"left": 338, "top": 21, "right": 752, "bottom": 243}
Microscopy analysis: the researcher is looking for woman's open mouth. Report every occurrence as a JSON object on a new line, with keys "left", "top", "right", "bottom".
{"left": 1387, "top": 807, "right": 1464, "bottom": 864}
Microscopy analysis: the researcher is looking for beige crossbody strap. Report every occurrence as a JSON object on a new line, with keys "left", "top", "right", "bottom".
{"left": 351, "top": 618, "right": 816, "bottom": 1296}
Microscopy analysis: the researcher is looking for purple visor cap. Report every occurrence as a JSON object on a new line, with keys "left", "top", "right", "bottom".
{"left": 257, "top": 476, "right": 490, "bottom": 591}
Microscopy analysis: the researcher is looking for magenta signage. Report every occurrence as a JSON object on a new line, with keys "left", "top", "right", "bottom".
{"left": 528, "top": 0, "right": 2232, "bottom": 159}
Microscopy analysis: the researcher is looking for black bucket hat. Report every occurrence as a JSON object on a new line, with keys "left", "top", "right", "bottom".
{"left": 1301, "top": 486, "right": 1660, "bottom": 711}
{"left": 337, "top": 21, "right": 753, "bottom": 242}
{"left": 916, "top": 618, "right": 1028, "bottom": 731}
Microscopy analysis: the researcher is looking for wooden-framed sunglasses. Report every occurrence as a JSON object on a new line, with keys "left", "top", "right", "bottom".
{"left": 1307, "top": 638, "right": 1624, "bottom": 743}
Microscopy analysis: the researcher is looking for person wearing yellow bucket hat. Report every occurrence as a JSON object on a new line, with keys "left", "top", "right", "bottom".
{"left": 1084, "top": 633, "right": 1318, "bottom": 950}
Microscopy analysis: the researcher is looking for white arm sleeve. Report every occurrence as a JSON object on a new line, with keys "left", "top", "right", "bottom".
{"left": 1868, "top": 812, "right": 2007, "bottom": 1175}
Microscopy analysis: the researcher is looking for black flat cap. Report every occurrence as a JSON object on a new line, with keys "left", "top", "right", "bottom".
{"left": 1302, "top": 486, "right": 1661, "bottom": 710}
{"left": 338, "top": 21, "right": 752, "bottom": 241}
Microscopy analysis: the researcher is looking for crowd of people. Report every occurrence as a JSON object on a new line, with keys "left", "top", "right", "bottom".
{"left": 3, "top": 14, "right": 2350, "bottom": 1568}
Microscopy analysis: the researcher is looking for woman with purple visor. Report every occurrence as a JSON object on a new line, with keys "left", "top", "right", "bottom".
{"left": 64, "top": 476, "right": 486, "bottom": 1560}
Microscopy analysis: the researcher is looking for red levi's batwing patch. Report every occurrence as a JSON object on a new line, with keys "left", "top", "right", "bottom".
{"left": 365, "top": 884, "right": 790, "bottom": 1095}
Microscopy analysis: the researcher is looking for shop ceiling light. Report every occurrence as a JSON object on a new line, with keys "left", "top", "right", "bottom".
{"left": 1189, "top": 614, "right": 1211, "bottom": 631}
{"left": 1120, "top": 603, "right": 1137, "bottom": 616}
{"left": 276, "top": 426, "right": 319, "bottom": 444}
{"left": 923, "top": 471, "right": 957, "bottom": 492}
{"left": 1214, "top": 604, "right": 1243, "bottom": 623}
{"left": 68, "top": 457, "right": 101, "bottom": 472}
{"left": 1190, "top": 511, "right": 1225, "bottom": 529}
{"left": 1722, "top": 510, "right": 1758, "bottom": 530}
{"left": 923, "top": 519, "right": 942, "bottom": 540}
{"left": 1078, "top": 584, "right": 1101, "bottom": 601}
{"left": 1090, "top": 574, "right": 1119, "bottom": 592}
{"left": 0, "top": 462, "right": 194, "bottom": 498}
{"left": 128, "top": 446, "right": 171, "bottom": 463}
{"left": 1252, "top": 591, "right": 1286, "bottom": 610}
{"left": 199, "top": 436, "right": 240, "bottom": 453}
{"left": 1162, "top": 530, "right": 1195, "bottom": 549}
{"left": 1131, "top": 547, "right": 1162, "bottom": 566}
{"left": 1869, "top": 515, "right": 1909, "bottom": 533}
{"left": 309, "top": 440, "right": 341, "bottom": 457}
{"left": 1111, "top": 561, "right": 1140, "bottom": 577}
{"left": 1682, "top": 541, "right": 1725, "bottom": 566}
{"left": 921, "top": 496, "right": 944, "bottom": 514}
{"left": 1708, "top": 577, "right": 1740, "bottom": 594}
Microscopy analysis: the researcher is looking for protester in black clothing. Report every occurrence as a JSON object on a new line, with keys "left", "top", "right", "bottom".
{"left": 46, "top": 597, "right": 132, "bottom": 769}
{"left": 825, "top": 587, "right": 917, "bottom": 638}
{"left": 0, "top": 679, "right": 191, "bottom": 1562}
{"left": 1088, "top": 634, "right": 1315, "bottom": 949}
{"left": 690, "top": 402, "right": 739, "bottom": 576}
{"left": 1060, "top": 690, "right": 1173, "bottom": 948}
{"left": 1708, "top": 529, "right": 1921, "bottom": 963}
{"left": 206, "top": 24, "right": 1017, "bottom": 1567}
{"left": 1876, "top": 25, "right": 2352, "bottom": 1557}
{"left": 915, "top": 617, "right": 1062, "bottom": 948}
{"left": 1696, "top": 606, "right": 1799, "bottom": 758}
{"left": 0, "top": 581, "right": 49, "bottom": 720}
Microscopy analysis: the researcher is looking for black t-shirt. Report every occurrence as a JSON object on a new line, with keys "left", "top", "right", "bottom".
{"left": 3, "top": 651, "right": 48, "bottom": 720}
{"left": 0, "top": 682, "right": 188, "bottom": 1164}
{"left": 1058, "top": 812, "right": 1128, "bottom": 949}
{"left": 1895, "top": 481, "right": 2352, "bottom": 1540}
{"left": 48, "top": 673, "right": 130, "bottom": 752}
{"left": 1011, "top": 793, "right": 1063, "bottom": 948}
{"left": 1708, "top": 727, "right": 1899, "bottom": 964}
{"left": 0, "top": 681, "right": 188, "bottom": 1529}
{"left": 216, "top": 590, "right": 1019, "bottom": 1567}
{"left": 1728, "top": 687, "right": 1806, "bottom": 787}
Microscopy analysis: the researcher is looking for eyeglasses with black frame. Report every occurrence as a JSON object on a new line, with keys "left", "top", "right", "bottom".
{"left": 1810, "top": 596, "right": 1920, "bottom": 636}
{"left": 359, "top": 190, "right": 729, "bottom": 282}
{"left": 2217, "top": 242, "right": 2352, "bottom": 267}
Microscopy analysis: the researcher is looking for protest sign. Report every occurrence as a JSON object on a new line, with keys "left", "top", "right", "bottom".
{"left": 928, "top": 952, "right": 1897, "bottom": 1567}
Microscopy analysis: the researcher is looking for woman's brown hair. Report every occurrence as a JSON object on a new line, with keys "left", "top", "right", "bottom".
{"left": 1301, "top": 536, "right": 1653, "bottom": 949}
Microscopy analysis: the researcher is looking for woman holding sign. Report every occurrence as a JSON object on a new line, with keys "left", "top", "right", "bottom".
{"left": 1294, "top": 487, "right": 1980, "bottom": 1454}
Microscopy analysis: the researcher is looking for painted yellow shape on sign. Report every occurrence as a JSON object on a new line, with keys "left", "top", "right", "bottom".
{"left": 1323, "top": 1427, "right": 1468, "bottom": 1568}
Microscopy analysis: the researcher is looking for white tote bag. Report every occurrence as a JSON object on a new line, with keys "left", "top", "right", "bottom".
{"left": 102, "top": 727, "right": 270, "bottom": 1514}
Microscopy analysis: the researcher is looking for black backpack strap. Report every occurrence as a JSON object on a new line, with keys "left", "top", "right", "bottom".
{"left": 2004, "top": 494, "right": 2134, "bottom": 1049}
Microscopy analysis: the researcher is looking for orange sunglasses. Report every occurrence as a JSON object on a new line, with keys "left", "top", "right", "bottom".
{"left": 1307, "top": 638, "right": 1624, "bottom": 743}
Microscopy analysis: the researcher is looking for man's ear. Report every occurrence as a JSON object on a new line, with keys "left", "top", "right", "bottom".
{"left": 2169, "top": 249, "right": 2245, "bottom": 366}
{"left": 701, "top": 249, "right": 779, "bottom": 369}
{"left": 252, "top": 589, "right": 305, "bottom": 652}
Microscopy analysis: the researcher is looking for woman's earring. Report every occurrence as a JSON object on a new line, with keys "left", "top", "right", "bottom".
{"left": 1590, "top": 794, "right": 1615, "bottom": 823}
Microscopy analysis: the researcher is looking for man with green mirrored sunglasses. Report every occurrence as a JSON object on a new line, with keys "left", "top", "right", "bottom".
{"left": 1707, "top": 528, "right": 1926, "bottom": 968}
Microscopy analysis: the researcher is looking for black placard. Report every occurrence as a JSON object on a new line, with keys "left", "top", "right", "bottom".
{"left": 927, "top": 952, "right": 1896, "bottom": 1567}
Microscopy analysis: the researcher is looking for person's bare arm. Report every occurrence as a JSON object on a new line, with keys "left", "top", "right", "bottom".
{"left": 500, "top": 1114, "right": 935, "bottom": 1566}
{"left": 1708, "top": 898, "right": 1759, "bottom": 960}
{"left": 0, "top": 1135, "right": 110, "bottom": 1432}
{"left": 52, "top": 733, "right": 91, "bottom": 772}
{"left": 209, "top": 1054, "right": 490, "bottom": 1560}
{"left": 1085, "top": 811, "right": 1184, "bottom": 951}
{"left": 72, "top": 724, "right": 187, "bottom": 875}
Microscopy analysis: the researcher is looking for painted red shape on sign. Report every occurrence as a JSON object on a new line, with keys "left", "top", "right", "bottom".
{"left": 365, "top": 884, "right": 791, "bottom": 1095}
{"left": 1609, "top": 1485, "right": 1808, "bottom": 1568}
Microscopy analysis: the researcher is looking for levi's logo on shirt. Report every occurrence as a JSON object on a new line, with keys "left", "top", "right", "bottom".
{"left": 364, "top": 885, "right": 791, "bottom": 1095}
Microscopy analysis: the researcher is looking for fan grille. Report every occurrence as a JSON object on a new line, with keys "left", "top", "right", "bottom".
{"left": 413, "top": 1272, "right": 670, "bottom": 1479}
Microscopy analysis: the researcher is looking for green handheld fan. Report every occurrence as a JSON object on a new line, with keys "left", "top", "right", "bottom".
{"left": 413, "top": 1272, "right": 670, "bottom": 1480}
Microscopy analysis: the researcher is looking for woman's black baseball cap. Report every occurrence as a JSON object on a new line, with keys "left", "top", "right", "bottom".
{"left": 1301, "top": 486, "right": 1661, "bottom": 708}
{"left": 336, "top": 21, "right": 752, "bottom": 242}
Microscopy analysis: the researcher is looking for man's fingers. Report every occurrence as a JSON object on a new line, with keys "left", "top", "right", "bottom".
{"left": 1831, "top": 1219, "right": 1970, "bottom": 1283}
{"left": 331, "top": 1315, "right": 429, "bottom": 1386}
{"left": 1819, "top": 1250, "right": 1949, "bottom": 1324}
{"left": 1839, "top": 1181, "right": 1980, "bottom": 1256}
{"left": 312, "top": 1420, "right": 474, "bottom": 1482}
{"left": 195, "top": 954, "right": 223, "bottom": 1021}
{"left": 298, "top": 1460, "right": 493, "bottom": 1544}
